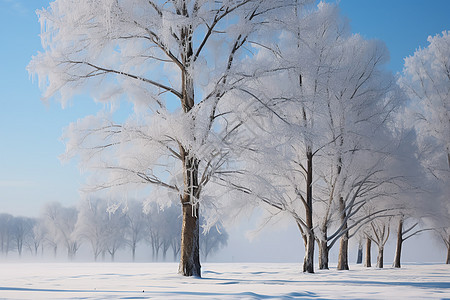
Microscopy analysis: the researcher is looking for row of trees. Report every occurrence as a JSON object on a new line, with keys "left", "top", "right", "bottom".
{"left": 28, "top": 0, "right": 449, "bottom": 276}
{"left": 0, "top": 200, "right": 227, "bottom": 261}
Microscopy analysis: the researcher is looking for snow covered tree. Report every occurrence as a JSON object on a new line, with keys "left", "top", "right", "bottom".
{"left": 320, "top": 35, "right": 402, "bottom": 271}
{"left": 42, "top": 202, "right": 80, "bottom": 259}
{"left": 234, "top": 2, "right": 401, "bottom": 272}
{"left": 399, "top": 31, "right": 450, "bottom": 265}
{"left": 29, "top": 0, "right": 302, "bottom": 277}
{"left": 231, "top": 1, "right": 346, "bottom": 274}
{"left": 76, "top": 199, "right": 111, "bottom": 261}
{"left": 400, "top": 31, "right": 450, "bottom": 172}
{"left": 103, "top": 206, "right": 128, "bottom": 261}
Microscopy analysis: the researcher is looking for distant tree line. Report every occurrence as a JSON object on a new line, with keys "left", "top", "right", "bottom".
{"left": 0, "top": 199, "right": 227, "bottom": 261}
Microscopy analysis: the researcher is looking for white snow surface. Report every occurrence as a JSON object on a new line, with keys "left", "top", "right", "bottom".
{"left": 0, "top": 263, "right": 448, "bottom": 299}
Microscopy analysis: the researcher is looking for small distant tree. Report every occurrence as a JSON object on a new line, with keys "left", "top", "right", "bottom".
{"left": 159, "top": 205, "right": 182, "bottom": 261}
{"left": 356, "top": 238, "right": 363, "bottom": 264}
{"left": 123, "top": 200, "right": 146, "bottom": 261}
{"left": 10, "top": 217, "right": 35, "bottom": 257}
{"left": 76, "top": 199, "right": 109, "bottom": 261}
{"left": 27, "top": 219, "right": 47, "bottom": 256}
{"left": 0, "top": 213, "right": 13, "bottom": 256}
{"left": 201, "top": 223, "right": 228, "bottom": 261}
{"left": 143, "top": 203, "right": 164, "bottom": 261}
{"left": 104, "top": 207, "right": 128, "bottom": 261}
{"left": 366, "top": 217, "right": 391, "bottom": 269}
{"left": 42, "top": 202, "right": 80, "bottom": 259}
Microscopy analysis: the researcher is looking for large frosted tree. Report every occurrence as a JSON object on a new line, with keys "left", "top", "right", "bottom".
{"left": 28, "top": 0, "right": 300, "bottom": 276}
{"left": 399, "top": 30, "right": 450, "bottom": 265}
{"left": 234, "top": 2, "right": 401, "bottom": 272}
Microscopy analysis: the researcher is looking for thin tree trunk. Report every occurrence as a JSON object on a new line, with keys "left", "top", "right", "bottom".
{"left": 393, "top": 218, "right": 403, "bottom": 268}
{"left": 446, "top": 246, "right": 449, "bottom": 264}
{"left": 337, "top": 197, "right": 349, "bottom": 270}
{"left": 376, "top": 246, "right": 384, "bottom": 268}
{"left": 303, "top": 151, "right": 314, "bottom": 273}
{"left": 446, "top": 235, "right": 450, "bottom": 264}
{"left": 364, "top": 238, "right": 372, "bottom": 267}
{"left": 356, "top": 240, "right": 363, "bottom": 264}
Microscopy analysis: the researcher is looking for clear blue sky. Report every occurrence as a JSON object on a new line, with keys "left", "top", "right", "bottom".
{"left": 0, "top": 0, "right": 449, "bottom": 222}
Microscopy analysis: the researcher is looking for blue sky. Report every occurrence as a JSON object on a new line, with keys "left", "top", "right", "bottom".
{"left": 0, "top": 0, "right": 449, "bottom": 262}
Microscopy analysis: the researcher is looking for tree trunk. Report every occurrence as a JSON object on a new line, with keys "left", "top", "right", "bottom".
{"left": 337, "top": 197, "right": 349, "bottom": 270}
{"left": 356, "top": 240, "right": 363, "bottom": 264}
{"left": 303, "top": 231, "right": 314, "bottom": 273}
{"left": 302, "top": 151, "right": 314, "bottom": 273}
{"left": 446, "top": 245, "right": 449, "bottom": 264}
{"left": 177, "top": 17, "right": 200, "bottom": 276}
{"left": 179, "top": 202, "right": 200, "bottom": 276}
{"left": 446, "top": 235, "right": 450, "bottom": 264}
{"left": 364, "top": 238, "right": 372, "bottom": 267}
{"left": 178, "top": 153, "right": 201, "bottom": 277}
{"left": 376, "top": 246, "right": 384, "bottom": 268}
{"left": 337, "top": 231, "right": 349, "bottom": 270}
{"left": 318, "top": 239, "right": 329, "bottom": 270}
{"left": 393, "top": 218, "right": 403, "bottom": 268}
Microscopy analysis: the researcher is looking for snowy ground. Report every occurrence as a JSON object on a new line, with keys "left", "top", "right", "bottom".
{"left": 0, "top": 262, "right": 449, "bottom": 299}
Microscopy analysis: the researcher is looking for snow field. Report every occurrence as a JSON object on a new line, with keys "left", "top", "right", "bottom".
{"left": 0, "top": 263, "right": 449, "bottom": 299}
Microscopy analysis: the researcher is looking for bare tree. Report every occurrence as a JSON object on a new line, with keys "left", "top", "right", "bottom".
{"left": 10, "top": 217, "right": 35, "bottom": 257}
{"left": 365, "top": 217, "right": 391, "bottom": 269}
{"left": 0, "top": 213, "right": 13, "bottom": 256}
{"left": 76, "top": 199, "right": 111, "bottom": 261}
{"left": 27, "top": 219, "right": 47, "bottom": 256}
{"left": 392, "top": 214, "right": 434, "bottom": 268}
{"left": 123, "top": 200, "right": 146, "bottom": 261}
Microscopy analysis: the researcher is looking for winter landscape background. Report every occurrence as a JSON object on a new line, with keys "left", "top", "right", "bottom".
{"left": 0, "top": 0, "right": 449, "bottom": 299}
